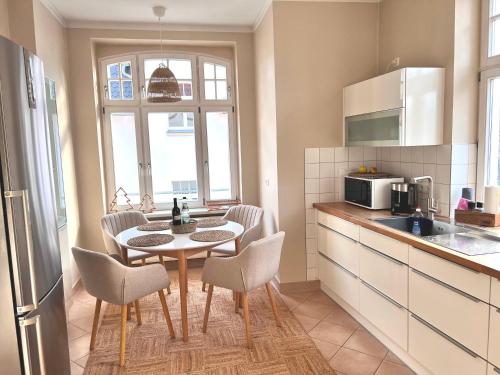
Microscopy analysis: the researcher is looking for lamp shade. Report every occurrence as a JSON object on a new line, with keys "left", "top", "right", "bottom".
{"left": 147, "top": 64, "right": 181, "bottom": 103}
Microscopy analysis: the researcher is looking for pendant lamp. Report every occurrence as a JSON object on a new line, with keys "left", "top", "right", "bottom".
{"left": 147, "top": 6, "right": 181, "bottom": 103}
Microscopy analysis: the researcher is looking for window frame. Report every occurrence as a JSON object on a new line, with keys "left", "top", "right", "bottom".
{"left": 99, "top": 51, "right": 239, "bottom": 211}
{"left": 481, "top": 0, "right": 500, "bottom": 68}
{"left": 198, "top": 56, "right": 233, "bottom": 105}
{"left": 99, "top": 55, "right": 140, "bottom": 106}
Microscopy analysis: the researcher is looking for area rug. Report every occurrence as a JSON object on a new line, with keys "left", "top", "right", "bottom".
{"left": 84, "top": 276, "right": 336, "bottom": 374}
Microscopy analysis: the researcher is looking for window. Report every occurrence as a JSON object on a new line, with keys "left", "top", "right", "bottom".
{"left": 100, "top": 56, "right": 138, "bottom": 105}
{"left": 100, "top": 52, "right": 237, "bottom": 210}
{"left": 478, "top": 0, "right": 500, "bottom": 200}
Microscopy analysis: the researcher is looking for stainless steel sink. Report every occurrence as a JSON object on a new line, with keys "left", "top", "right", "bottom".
{"left": 373, "top": 217, "right": 469, "bottom": 237}
{"left": 373, "top": 216, "right": 500, "bottom": 256}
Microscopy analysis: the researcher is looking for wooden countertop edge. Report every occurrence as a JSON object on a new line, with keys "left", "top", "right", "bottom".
{"left": 313, "top": 203, "right": 500, "bottom": 279}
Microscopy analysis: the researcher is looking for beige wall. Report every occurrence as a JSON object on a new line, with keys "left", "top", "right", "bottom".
{"left": 66, "top": 28, "right": 258, "bottom": 251}
{"left": 270, "top": 1, "right": 379, "bottom": 283}
{"left": 379, "top": 0, "right": 456, "bottom": 144}
{"left": 7, "top": 0, "right": 36, "bottom": 52}
{"left": 254, "top": 7, "right": 279, "bottom": 239}
{"left": 0, "top": 0, "right": 9, "bottom": 38}
{"left": 32, "top": 0, "right": 81, "bottom": 293}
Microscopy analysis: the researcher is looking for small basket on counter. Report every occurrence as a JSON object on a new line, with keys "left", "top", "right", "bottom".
{"left": 169, "top": 219, "right": 198, "bottom": 234}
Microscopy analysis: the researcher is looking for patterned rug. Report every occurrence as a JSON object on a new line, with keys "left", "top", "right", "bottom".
{"left": 84, "top": 277, "right": 336, "bottom": 374}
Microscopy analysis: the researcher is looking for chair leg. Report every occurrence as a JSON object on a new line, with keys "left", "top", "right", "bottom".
{"left": 134, "top": 300, "right": 142, "bottom": 326}
{"left": 119, "top": 305, "right": 127, "bottom": 366}
{"left": 265, "top": 282, "right": 281, "bottom": 327}
{"left": 158, "top": 290, "right": 175, "bottom": 338}
{"left": 141, "top": 258, "right": 146, "bottom": 266}
{"left": 127, "top": 303, "right": 132, "bottom": 321}
{"left": 89, "top": 299, "right": 102, "bottom": 350}
{"left": 202, "top": 251, "right": 211, "bottom": 292}
{"left": 167, "top": 285, "right": 171, "bottom": 294}
{"left": 202, "top": 284, "right": 214, "bottom": 333}
{"left": 241, "top": 292, "right": 253, "bottom": 348}
{"left": 234, "top": 292, "right": 240, "bottom": 313}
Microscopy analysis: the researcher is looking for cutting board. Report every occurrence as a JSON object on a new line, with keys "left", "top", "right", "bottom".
{"left": 454, "top": 209, "right": 500, "bottom": 227}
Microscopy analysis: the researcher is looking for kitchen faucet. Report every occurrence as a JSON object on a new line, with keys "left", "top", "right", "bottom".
{"left": 412, "top": 176, "right": 438, "bottom": 220}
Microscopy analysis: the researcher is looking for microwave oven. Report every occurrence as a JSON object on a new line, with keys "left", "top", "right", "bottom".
{"left": 344, "top": 175, "right": 404, "bottom": 210}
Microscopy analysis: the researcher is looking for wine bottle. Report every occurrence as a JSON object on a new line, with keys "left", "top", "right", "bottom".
{"left": 181, "top": 201, "right": 190, "bottom": 224}
{"left": 172, "top": 198, "right": 181, "bottom": 225}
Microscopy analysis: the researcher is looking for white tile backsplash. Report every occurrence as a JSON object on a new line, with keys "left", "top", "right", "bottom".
{"left": 305, "top": 148, "right": 319, "bottom": 164}
{"left": 305, "top": 223, "right": 316, "bottom": 239}
{"left": 348, "top": 146, "right": 364, "bottom": 162}
{"left": 305, "top": 178, "right": 319, "bottom": 194}
{"left": 468, "top": 163, "right": 477, "bottom": 184}
{"left": 334, "top": 162, "right": 349, "bottom": 178}
{"left": 451, "top": 164, "right": 468, "bottom": 185}
{"left": 451, "top": 144, "right": 469, "bottom": 165}
{"left": 435, "top": 164, "right": 451, "bottom": 184}
{"left": 401, "top": 147, "right": 412, "bottom": 163}
{"left": 305, "top": 208, "right": 316, "bottom": 223}
{"left": 436, "top": 145, "right": 451, "bottom": 164}
{"left": 390, "top": 147, "right": 401, "bottom": 161}
{"left": 305, "top": 163, "right": 319, "bottom": 178}
{"left": 469, "top": 144, "right": 477, "bottom": 164}
{"left": 304, "top": 193, "right": 319, "bottom": 208}
{"left": 319, "top": 147, "right": 335, "bottom": 163}
{"left": 306, "top": 238, "right": 317, "bottom": 253}
{"left": 436, "top": 183, "right": 450, "bottom": 204}
{"left": 334, "top": 147, "right": 348, "bottom": 163}
{"left": 319, "top": 163, "right": 335, "bottom": 178}
{"left": 319, "top": 178, "right": 334, "bottom": 193}
{"left": 363, "top": 147, "right": 377, "bottom": 161}
{"left": 422, "top": 163, "right": 437, "bottom": 180}
{"left": 411, "top": 147, "right": 424, "bottom": 164}
{"left": 320, "top": 193, "right": 334, "bottom": 202}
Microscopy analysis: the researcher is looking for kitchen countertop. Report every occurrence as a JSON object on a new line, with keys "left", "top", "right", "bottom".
{"left": 313, "top": 202, "right": 500, "bottom": 279}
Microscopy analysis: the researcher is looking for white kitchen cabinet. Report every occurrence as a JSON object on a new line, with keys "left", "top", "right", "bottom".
{"left": 492, "top": 277, "right": 500, "bottom": 308}
{"left": 409, "top": 314, "right": 487, "bottom": 375}
{"left": 318, "top": 224, "right": 359, "bottom": 276}
{"left": 409, "top": 246, "right": 491, "bottom": 302}
{"left": 359, "top": 244, "right": 408, "bottom": 306}
{"left": 489, "top": 306, "right": 500, "bottom": 369}
{"left": 343, "top": 67, "right": 444, "bottom": 147}
{"left": 359, "top": 281, "right": 408, "bottom": 350}
{"left": 317, "top": 210, "right": 359, "bottom": 241}
{"left": 318, "top": 253, "right": 359, "bottom": 310}
{"left": 409, "top": 268, "right": 489, "bottom": 358}
{"left": 359, "top": 227, "right": 409, "bottom": 263}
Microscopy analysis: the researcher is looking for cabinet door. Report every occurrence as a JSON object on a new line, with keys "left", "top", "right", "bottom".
{"left": 318, "top": 224, "right": 359, "bottom": 276}
{"left": 492, "top": 278, "right": 500, "bottom": 308}
{"left": 489, "top": 306, "right": 500, "bottom": 369}
{"left": 317, "top": 211, "right": 359, "bottom": 240}
{"left": 409, "top": 315, "right": 487, "bottom": 375}
{"left": 318, "top": 253, "right": 359, "bottom": 310}
{"left": 409, "top": 268, "right": 489, "bottom": 358}
{"left": 359, "top": 227, "right": 409, "bottom": 263}
{"left": 359, "top": 281, "right": 408, "bottom": 350}
{"left": 343, "top": 69, "right": 405, "bottom": 117}
{"left": 359, "top": 245, "right": 408, "bottom": 306}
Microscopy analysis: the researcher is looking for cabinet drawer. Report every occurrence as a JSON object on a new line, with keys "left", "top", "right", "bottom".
{"left": 359, "top": 227, "right": 408, "bottom": 263}
{"left": 318, "top": 224, "right": 359, "bottom": 275}
{"left": 409, "top": 314, "right": 487, "bottom": 375}
{"left": 317, "top": 211, "right": 359, "bottom": 241}
{"left": 409, "top": 246, "right": 490, "bottom": 302}
{"left": 318, "top": 253, "right": 359, "bottom": 310}
{"left": 359, "top": 281, "right": 408, "bottom": 350}
{"left": 489, "top": 306, "right": 500, "bottom": 369}
{"left": 409, "top": 268, "right": 489, "bottom": 357}
{"left": 488, "top": 363, "right": 500, "bottom": 375}
{"left": 359, "top": 245, "right": 408, "bottom": 306}
{"left": 492, "top": 278, "right": 500, "bottom": 308}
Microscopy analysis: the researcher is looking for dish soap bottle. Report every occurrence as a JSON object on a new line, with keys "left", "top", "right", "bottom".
{"left": 411, "top": 207, "right": 424, "bottom": 236}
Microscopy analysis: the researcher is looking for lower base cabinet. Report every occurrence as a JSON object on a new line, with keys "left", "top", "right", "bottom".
{"left": 318, "top": 253, "right": 359, "bottom": 310}
{"left": 359, "top": 281, "right": 408, "bottom": 350}
{"left": 409, "top": 314, "right": 487, "bottom": 375}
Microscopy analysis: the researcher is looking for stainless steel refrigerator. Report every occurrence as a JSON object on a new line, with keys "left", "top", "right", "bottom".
{"left": 0, "top": 36, "right": 70, "bottom": 375}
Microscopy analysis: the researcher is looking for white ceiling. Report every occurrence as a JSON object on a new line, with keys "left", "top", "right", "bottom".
{"left": 44, "top": 0, "right": 270, "bottom": 30}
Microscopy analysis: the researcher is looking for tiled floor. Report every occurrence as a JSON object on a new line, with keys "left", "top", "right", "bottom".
{"left": 67, "top": 267, "right": 414, "bottom": 375}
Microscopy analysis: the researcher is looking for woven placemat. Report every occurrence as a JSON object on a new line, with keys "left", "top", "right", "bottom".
{"left": 127, "top": 233, "right": 174, "bottom": 247}
{"left": 196, "top": 218, "right": 228, "bottom": 228}
{"left": 189, "top": 230, "right": 235, "bottom": 242}
{"left": 137, "top": 222, "right": 170, "bottom": 231}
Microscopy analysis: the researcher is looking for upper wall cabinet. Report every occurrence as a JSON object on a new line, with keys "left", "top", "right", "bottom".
{"left": 343, "top": 68, "right": 445, "bottom": 147}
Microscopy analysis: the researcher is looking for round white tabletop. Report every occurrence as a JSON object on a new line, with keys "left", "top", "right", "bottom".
{"left": 116, "top": 220, "right": 244, "bottom": 254}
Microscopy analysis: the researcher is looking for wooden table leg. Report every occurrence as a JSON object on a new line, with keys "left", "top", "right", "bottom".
{"left": 235, "top": 238, "right": 243, "bottom": 308}
{"left": 177, "top": 251, "right": 189, "bottom": 342}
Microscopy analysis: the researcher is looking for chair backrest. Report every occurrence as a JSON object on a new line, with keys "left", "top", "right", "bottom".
{"left": 72, "top": 247, "right": 127, "bottom": 304}
{"left": 224, "top": 205, "right": 263, "bottom": 230}
{"left": 100, "top": 211, "right": 148, "bottom": 256}
{"left": 238, "top": 231, "right": 285, "bottom": 291}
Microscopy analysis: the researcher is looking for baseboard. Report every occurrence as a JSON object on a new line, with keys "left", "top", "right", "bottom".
{"left": 319, "top": 282, "right": 432, "bottom": 375}
{"left": 271, "top": 276, "right": 320, "bottom": 293}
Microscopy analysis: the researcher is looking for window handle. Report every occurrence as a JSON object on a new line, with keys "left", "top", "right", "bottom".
{"left": 141, "top": 85, "right": 146, "bottom": 99}
{"left": 104, "top": 84, "right": 109, "bottom": 98}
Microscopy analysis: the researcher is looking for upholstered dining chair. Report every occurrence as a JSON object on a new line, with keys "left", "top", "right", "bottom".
{"left": 202, "top": 205, "right": 264, "bottom": 291}
{"left": 72, "top": 247, "right": 175, "bottom": 367}
{"left": 101, "top": 211, "right": 171, "bottom": 294}
{"left": 201, "top": 231, "right": 285, "bottom": 348}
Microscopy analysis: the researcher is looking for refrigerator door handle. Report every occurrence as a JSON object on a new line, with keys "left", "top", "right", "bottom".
{"left": 19, "top": 315, "right": 46, "bottom": 375}
{"left": 4, "top": 189, "right": 38, "bottom": 313}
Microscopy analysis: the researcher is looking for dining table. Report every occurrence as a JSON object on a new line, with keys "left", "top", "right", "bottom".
{"left": 115, "top": 220, "right": 244, "bottom": 342}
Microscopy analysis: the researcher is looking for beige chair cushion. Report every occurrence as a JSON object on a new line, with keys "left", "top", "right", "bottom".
{"left": 72, "top": 247, "right": 170, "bottom": 305}
{"left": 100, "top": 211, "right": 151, "bottom": 261}
{"left": 202, "top": 232, "right": 285, "bottom": 292}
